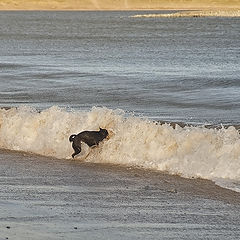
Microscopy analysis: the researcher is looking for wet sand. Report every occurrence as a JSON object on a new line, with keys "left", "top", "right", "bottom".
{"left": 0, "top": 149, "right": 240, "bottom": 239}
{"left": 0, "top": 0, "right": 239, "bottom": 10}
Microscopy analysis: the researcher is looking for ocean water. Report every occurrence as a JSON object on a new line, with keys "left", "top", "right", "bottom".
{"left": 0, "top": 11, "right": 240, "bottom": 191}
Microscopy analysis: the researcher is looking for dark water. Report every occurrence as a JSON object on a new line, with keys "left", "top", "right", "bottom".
{"left": 0, "top": 11, "right": 240, "bottom": 124}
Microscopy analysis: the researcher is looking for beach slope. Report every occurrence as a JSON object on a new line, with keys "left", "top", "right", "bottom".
{"left": 1, "top": 150, "right": 240, "bottom": 239}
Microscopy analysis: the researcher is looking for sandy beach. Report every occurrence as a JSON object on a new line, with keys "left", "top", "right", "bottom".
{"left": 1, "top": 149, "right": 240, "bottom": 239}
{"left": 0, "top": 0, "right": 239, "bottom": 11}
{"left": 132, "top": 9, "right": 240, "bottom": 18}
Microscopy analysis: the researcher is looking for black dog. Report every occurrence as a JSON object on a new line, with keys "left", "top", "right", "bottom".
{"left": 69, "top": 128, "right": 108, "bottom": 158}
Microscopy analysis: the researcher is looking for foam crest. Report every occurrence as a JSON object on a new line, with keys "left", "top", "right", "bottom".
{"left": 0, "top": 106, "right": 240, "bottom": 183}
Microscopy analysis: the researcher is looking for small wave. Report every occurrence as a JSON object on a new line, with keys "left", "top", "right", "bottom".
{"left": 0, "top": 106, "right": 240, "bottom": 185}
{"left": 0, "top": 63, "right": 28, "bottom": 69}
{"left": 132, "top": 10, "right": 240, "bottom": 18}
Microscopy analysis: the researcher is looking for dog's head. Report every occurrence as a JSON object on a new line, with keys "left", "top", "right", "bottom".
{"left": 99, "top": 128, "right": 109, "bottom": 138}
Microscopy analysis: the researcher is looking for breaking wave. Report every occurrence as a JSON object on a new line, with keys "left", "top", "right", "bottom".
{"left": 0, "top": 106, "right": 240, "bottom": 185}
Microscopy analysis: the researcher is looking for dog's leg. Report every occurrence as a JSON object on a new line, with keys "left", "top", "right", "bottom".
{"left": 72, "top": 143, "right": 81, "bottom": 158}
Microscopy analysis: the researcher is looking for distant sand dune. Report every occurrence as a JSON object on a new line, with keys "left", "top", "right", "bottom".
{"left": 0, "top": 0, "right": 239, "bottom": 10}
{"left": 132, "top": 10, "right": 240, "bottom": 18}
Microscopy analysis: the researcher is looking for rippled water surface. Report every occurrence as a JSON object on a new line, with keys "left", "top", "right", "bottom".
{"left": 0, "top": 11, "right": 239, "bottom": 124}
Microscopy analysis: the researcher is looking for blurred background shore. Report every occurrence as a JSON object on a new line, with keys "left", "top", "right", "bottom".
{"left": 0, "top": 0, "right": 239, "bottom": 11}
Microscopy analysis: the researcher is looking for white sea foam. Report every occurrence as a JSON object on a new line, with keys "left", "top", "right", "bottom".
{"left": 0, "top": 106, "right": 240, "bottom": 187}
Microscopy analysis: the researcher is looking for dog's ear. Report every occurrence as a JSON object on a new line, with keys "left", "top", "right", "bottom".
{"left": 99, "top": 127, "right": 102, "bottom": 130}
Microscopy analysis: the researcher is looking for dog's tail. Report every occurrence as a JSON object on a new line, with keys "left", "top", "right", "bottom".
{"left": 69, "top": 134, "right": 77, "bottom": 142}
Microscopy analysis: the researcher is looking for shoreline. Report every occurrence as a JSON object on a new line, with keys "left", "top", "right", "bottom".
{"left": 1, "top": 149, "right": 240, "bottom": 239}
{"left": 132, "top": 9, "right": 240, "bottom": 18}
{"left": 1, "top": 6, "right": 239, "bottom": 19}
{"left": 1, "top": 148, "right": 240, "bottom": 205}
